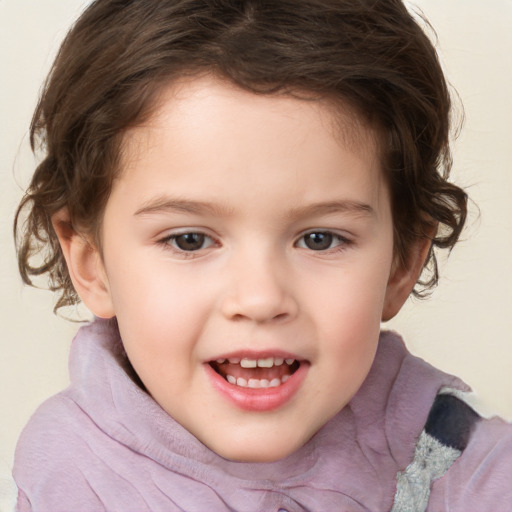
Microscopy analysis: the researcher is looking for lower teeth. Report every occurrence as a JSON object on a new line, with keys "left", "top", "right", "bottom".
{"left": 226, "top": 375, "right": 284, "bottom": 388}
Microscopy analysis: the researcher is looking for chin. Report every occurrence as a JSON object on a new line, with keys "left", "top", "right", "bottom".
{"left": 208, "top": 435, "right": 306, "bottom": 463}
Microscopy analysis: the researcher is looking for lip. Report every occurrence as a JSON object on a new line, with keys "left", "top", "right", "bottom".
{"left": 209, "top": 349, "right": 303, "bottom": 361}
{"left": 204, "top": 358, "right": 309, "bottom": 412}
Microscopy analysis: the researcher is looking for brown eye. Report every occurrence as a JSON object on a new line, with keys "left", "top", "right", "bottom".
{"left": 302, "top": 232, "right": 334, "bottom": 251}
{"left": 173, "top": 233, "right": 207, "bottom": 251}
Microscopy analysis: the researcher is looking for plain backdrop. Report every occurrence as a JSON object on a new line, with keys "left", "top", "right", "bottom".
{"left": 1, "top": 0, "right": 511, "bottom": 506}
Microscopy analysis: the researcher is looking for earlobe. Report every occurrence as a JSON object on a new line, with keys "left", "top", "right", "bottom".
{"left": 381, "top": 233, "right": 434, "bottom": 322}
{"left": 52, "top": 209, "right": 115, "bottom": 319}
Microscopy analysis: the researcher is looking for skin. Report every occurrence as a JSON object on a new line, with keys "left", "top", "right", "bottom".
{"left": 55, "top": 76, "right": 428, "bottom": 462}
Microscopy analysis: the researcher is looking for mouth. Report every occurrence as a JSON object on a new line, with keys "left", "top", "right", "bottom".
{"left": 205, "top": 353, "right": 309, "bottom": 411}
{"left": 209, "top": 356, "right": 301, "bottom": 389}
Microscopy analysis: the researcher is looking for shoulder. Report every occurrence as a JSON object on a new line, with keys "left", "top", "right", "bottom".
{"left": 14, "top": 392, "right": 93, "bottom": 464}
{"left": 13, "top": 392, "right": 106, "bottom": 512}
{"left": 13, "top": 390, "right": 162, "bottom": 512}
{"left": 430, "top": 414, "right": 512, "bottom": 510}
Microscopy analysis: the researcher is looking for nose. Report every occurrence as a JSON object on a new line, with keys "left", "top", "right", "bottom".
{"left": 220, "top": 251, "right": 299, "bottom": 324}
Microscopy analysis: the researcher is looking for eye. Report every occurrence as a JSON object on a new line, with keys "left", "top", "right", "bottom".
{"left": 162, "top": 232, "right": 216, "bottom": 252}
{"left": 296, "top": 231, "right": 349, "bottom": 251}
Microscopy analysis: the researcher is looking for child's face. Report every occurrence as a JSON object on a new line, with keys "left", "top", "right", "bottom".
{"left": 93, "top": 76, "right": 400, "bottom": 462}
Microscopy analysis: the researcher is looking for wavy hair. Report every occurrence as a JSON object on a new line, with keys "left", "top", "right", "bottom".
{"left": 15, "top": 0, "right": 467, "bottom": 312}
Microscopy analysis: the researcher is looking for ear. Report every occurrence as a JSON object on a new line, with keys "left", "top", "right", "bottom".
{"left": 52, "top": 209, "right": 115, "bottom": 319}
{"left": 381, "top": 231, "right": 434, "bottom": 322}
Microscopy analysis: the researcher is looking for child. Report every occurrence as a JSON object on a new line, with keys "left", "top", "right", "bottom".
{"left": 12, "top": 0, "right": 512, "bottom": 510}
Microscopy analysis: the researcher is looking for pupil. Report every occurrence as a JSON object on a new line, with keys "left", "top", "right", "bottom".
{"left": 176, "top": 233, "right": 205, "bottom": 251}
{"left": 305, "top": 232, "right": 332, "bottom": 250}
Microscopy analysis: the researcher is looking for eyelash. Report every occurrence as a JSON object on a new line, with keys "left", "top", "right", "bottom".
{"left": 158, "top": 231, "right": 218, "bottom": 257}
{"left": 157, "top": 229, "right": 352, "bottom": 256}
{"left": 294, "top": 230, "right": 352, "bottom": 253}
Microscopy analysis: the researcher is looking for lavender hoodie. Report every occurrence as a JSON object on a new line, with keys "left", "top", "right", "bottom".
{"left": 13, "top": 319, "right": 512, "bottom": 511}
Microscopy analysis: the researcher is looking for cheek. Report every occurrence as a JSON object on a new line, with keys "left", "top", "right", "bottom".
{"left": 105, "top": 247, "right": 196, "bottom": 315}
{"left": 315, "top": 265, "right": 390, "bottom": 329}
{"left": 106, "top": 255, "right": 218, "bottom": 362}
{"left": 308, "top": 255, "right": 392, "bottom": 370}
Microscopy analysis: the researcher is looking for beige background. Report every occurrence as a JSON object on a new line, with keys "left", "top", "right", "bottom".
{"left": 1, "top": 0, "right": 511, "bottom": 506}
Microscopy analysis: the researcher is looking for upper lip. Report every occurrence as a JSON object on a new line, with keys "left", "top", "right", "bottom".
{"left": 206, "top": 349, "right": 306, "bottom": 363}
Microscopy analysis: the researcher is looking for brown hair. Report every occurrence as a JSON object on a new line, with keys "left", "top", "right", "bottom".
{"left": 15, "top": 0, "right": 467, "bottom": 312}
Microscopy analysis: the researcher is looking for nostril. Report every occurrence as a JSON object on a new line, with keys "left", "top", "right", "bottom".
{"left": 228, "top": 311, "right": 290, "bottom": 324}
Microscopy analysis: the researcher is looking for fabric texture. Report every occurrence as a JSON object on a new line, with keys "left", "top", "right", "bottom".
{"left": 391, "top": 393, "right": 482, "bottom": 511}
{"left": 13, "top": 318, "right": 512, "bottom": 512}
{"left": 392, "top": 431, "right": 461, "bottom": 512}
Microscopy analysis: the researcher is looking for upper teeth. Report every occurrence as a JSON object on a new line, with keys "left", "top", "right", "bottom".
{"left": 215, "top": 357, "right": 294, "bottom": 368}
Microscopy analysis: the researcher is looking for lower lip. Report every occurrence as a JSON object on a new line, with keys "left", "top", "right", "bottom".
{"left": 205, "top": 363, "right": 308, "bottom": 412}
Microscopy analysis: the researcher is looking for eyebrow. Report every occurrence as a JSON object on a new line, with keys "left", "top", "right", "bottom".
{"left": 134, "top": 197, "right": 374, "bottom": 219}
{"left": 134, "top": 197, "right": 234, "bottom": 217}
{"left": 287, "top": 200, "right": 375, "bottom": 220}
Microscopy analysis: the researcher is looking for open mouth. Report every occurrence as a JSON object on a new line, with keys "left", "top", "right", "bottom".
{"left": 209, "top": 356, "right": 301, "bottom": 389}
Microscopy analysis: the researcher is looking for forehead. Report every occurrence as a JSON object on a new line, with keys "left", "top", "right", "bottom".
{"left": 113, "top": 75, "right": 388, "bottom": 222}
{"left": 120, "top": 75, "right": 384, "bottom": 173}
